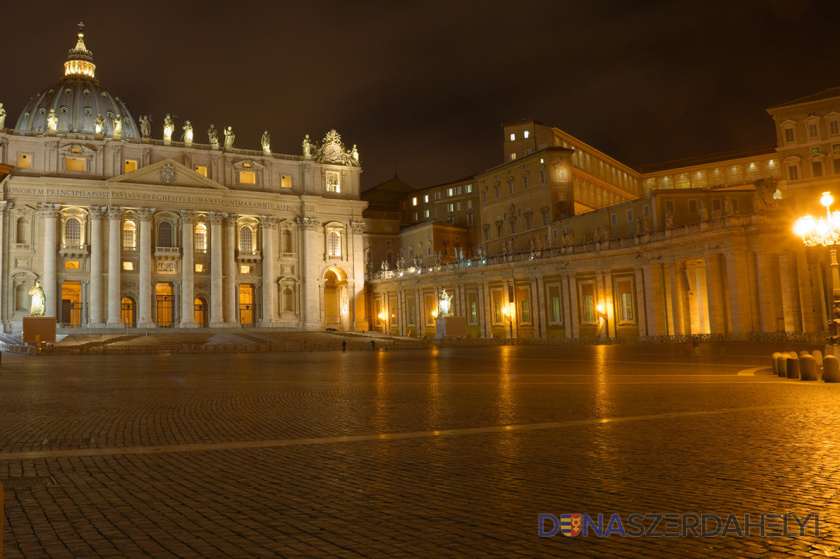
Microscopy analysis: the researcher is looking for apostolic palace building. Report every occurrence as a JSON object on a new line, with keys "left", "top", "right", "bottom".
{"left": 0, "top": 26, "right": 367, "bottom": 333}
{"left": 2, "top": 26, "right": 840, "bottom": 343}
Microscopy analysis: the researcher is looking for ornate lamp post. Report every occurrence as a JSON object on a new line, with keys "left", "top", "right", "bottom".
{"left": 793, "top": 191, "right": 840, "bottom": 350}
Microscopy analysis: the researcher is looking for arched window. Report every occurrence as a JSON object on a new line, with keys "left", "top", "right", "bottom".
{"left": 239, "top": 227, "right": 253, "bottom": 252}
{"left": 16, "top": 217, "right": 29, "bottom": 244}
{"left": 195, "top": 223, "right": 207, "bottom": 251}
{"left": 123, "top": 221, "right": 136, "bottom": 249}
{"left": 327, "top": 231, "right": 341, "bottom": 257}
{"left": 64, "top": 217, "right": 81, "bottom": 246}
{"left": 158, "top": 221, "right": 172, "bottom": 247}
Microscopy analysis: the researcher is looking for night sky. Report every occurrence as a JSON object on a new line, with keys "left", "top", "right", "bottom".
{"left": 3, "top": 1, "right": 838, "bottom": 190}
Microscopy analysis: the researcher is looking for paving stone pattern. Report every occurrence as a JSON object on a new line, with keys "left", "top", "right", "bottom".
{"left": 1, "top": 343, "right": 840, "bottom": 557}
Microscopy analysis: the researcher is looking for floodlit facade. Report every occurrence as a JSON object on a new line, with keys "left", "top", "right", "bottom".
{"left": 0, "top": 27, "right": 368, "bottom": 333}
{"left": 365, "top": 89, "right": 840, "bottom": 341}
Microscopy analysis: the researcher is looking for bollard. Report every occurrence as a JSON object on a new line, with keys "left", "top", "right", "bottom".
{"left": 800, "top": 350, "right": 810, "bottom": 359}
{"left": 786, "top": 354, "right": 800, "bottom": 379}
{"left": 800, "top": 355, "right": 818, "bottom": 381}
{"left": 776, "top": 355, "right": 788, "bottom": 377}
{"left": 824, "top": 356, "right": 840, "bottom": 383}
{"left": 771, "top": 352, "right": 780, "bottom": 375}
{"left": 812, "top": 350, "right": 823, "bottom": 369}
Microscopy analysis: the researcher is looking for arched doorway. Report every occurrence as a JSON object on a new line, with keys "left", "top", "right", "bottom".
{"left": 156, "top": 283, "right": 173, "bottom": 327}
{"left": 121, "top": 297, "right": 136, "bottom": 327}
{"left": 61, "top": 281, "right": 82, "bottom": 327}
{"left": 323, "top": 267, "right": 348, "bottom": 331}
{"left": 239, "top": 284, "right": 255, "bottom": 326}
{"left": 194, "top": 297, "right": 208, "bottom": 327}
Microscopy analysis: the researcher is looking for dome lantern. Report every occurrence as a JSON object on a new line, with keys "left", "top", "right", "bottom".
{"left": 64, "top": 22, "right": 96, "bottom": 78}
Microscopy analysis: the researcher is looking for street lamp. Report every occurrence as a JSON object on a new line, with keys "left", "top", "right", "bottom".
{"left": 793, "top": 191, "right": 840, "bottom": 348}
{"left": 501, "top": 303, "right": 514, "bottom": 338}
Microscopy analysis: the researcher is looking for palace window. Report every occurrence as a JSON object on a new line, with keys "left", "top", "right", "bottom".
{"left": 830, "top": 120, "right": 840, "bottom": 136}
{"left": 788, "top": 163, "right": 800, "bottom": 181}
{"left": 809, "top": 123, "right": 820, "bottom": 140}
{"left": 784, "top": 127, "right": 795, "bottom": 144}
{"left": 579, "top": 281, "right": 596, "bottom": 324}
{"left": 195, "top": 223, "right": 207, "bottom": 251}
{"left": 327, "top": 230, "right": 341, "bottom": 257}
{"left": 547, "top": 284, "right": 562, "bottom": 324}
{"left": 239, "top": 226, "right": 253, "bottom": 252}
{"left": 813, "top": 160, "right": 824, "bottom": 178}
{"left": 158, "top": 222, "right": 173, "bottom": 247}
{"left": 495, "top": 184, "right": 501, "bottom": 198}
{"left": 64, "top": 218, "right": 81, "bottom": 246}
{"left": 123, "top": 221, "right": 136, "bottom": 249}
{"left": 615, "top": 278, "right": 635, "bottom": 323}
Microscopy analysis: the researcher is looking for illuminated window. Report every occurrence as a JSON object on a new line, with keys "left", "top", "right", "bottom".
{"left": 158, "top": 221, "right": 173, "bottom": 247}
{"left": 524, "top": 130, "right": 530, "bottom": 139}
{"left": 281, "top": 175, "right": 292, "bottom": 188}
{"left": 195, "top": 264, "right": 206, "bottom": 273}
{"left": 194, "top": 165, "right": 208, "bottom": 177}
{"left": 510, "top": 133, "right": 515, "bottom": 141}
{"left": 424, "top": 209, "right": 430, "bottom": 218}
{"left": 510, "top": 153, "right": 517, "bottom": 161}
{"left": 65, "top": 157, "right": 85, "bottom": 172}
{"left": 122, "top": 261, "right": 134, "bottom": 271}
{"left": 448, "top": 203, "right": 454, "bottom": 213}
{"left": 124, "top": 159, "right": 138, "bottom": 173}
{"left": 240, "top": 265, "right": 252, "bottom": 274}
{"left": 328, "top": 230, "right": 341, "bottom": 257}
{"left": 195, "top": 223, "right": 207, "bottom": 251}
{"left": 579, "top": 282, "right": 596, "bottom": 324}
{"left": 412, "top": 197, "right": 418, "bottom": 206}
{"left": 239, "top": 171, "right": 256, "bottom": 184}
{"left": 424, "top": 195, "right": 429, "bottom": 203}
{"left": 122, "top": 221, "right": 136, "bottom": 248}
{"left": 326, "top": 172, "right": 340, "bottom": 193}
{"left": 65, "top": 261, "right": 80, "bottom": 269}
{"left": 64, "top": 218, "right": 81, "bottom": 246}
{"left": 239, "top": 227, "right": 253, "bottom": 252}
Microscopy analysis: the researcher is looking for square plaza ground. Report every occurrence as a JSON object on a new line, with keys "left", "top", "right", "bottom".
{"left": 1, "top": 343, "right": 839, "bottom": 558}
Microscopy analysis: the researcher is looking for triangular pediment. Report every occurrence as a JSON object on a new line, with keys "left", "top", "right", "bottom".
{"left": 108, "top": 158, "right": 227, "bottom": 190}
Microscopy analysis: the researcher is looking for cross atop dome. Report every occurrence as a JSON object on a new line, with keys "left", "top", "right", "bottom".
{"left": 64, "top": 22, "right": 95, "bottom": 78}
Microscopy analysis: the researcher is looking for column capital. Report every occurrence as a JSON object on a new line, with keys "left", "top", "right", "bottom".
{"left": 136, "top": 207, "right": 156, "bottom": 222}
{"left": 0, "top": 200, "right": 13, "bottom": 215}
{"left": 296, "top": 216, "right": 320, "bottom": 231}
{"left": 106, "top": 206, "right": 125, "bottom": 219}
{"left": 179, "top": 210, "right": 197, "bottom": 224}
{"left": 224, "top": 213, "right": 238, "bottom": 227}
{"left": 350, "top": 220, "right": 366, "bottom": 234}
{"left": 36, "top": 203, "right": 61, "bottom": 217}
{"left": 88, "top": 205, "right": 108, "bottom": 219}
{"left": 208, "top": 211, "right": 226, "bottom": 225}
{"left": 261, "top": 215, "right": 280, "bottom": 229}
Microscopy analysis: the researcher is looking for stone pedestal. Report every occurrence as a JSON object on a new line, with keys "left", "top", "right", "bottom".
{"left": 434, "top": 316, "right": 467, "bottom": 340}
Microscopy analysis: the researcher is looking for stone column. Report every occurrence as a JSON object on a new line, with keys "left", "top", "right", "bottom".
{"left": 725, "top": 249, "right": 755, "bottom": 335}
{"left": 106, "top": 206, "right": 124, "bottom": 326}
{"left": 297, "top": 217, "right": 322, "bottom": 329}
{"left": 670, "top": 261, "right": 686, "bottom": 336}
{"left": 634, "top": 267, "right": 648, "bottom": 337}
{"left": 209, "top": 212, "right": 225, "bottom": 326}
{"left": 223, "top": 214, "right": 238, "bottom": 325}
{"left": 37, "top": 203, "right": 60, "bottom": 318}
{"left": 136, "top": 208, "right": 155, "bottom": 328}
{"left": 565, "top": 274, "right": 577, "bottom": 339}
{"left": 88, "top": 206, "right": 106, "bottom": 327}
{"left": 260, "top": 216, "right": 279, "bottom": 326}
{"left": 705, "top": 253, "right": 729, "bottom": 335}
{"left": 350, "top": 221, "right": 367, "bottom": 330}
{"left": 180, "top": 211, "right": 197, "bottom": 328}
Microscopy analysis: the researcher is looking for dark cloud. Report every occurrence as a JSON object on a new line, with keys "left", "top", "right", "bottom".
{"left": 2, "top": 0, "right": 838, "bottom": 190}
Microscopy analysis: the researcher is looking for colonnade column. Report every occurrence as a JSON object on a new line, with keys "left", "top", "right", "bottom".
{"left": 350, "top": 221, "right": 367, "bottom": 330}
{"left": 88, "top": 206, "right": 106, "bottom": 327}
{"left": 298, "top": 217, "right": 322, "bottom": 329}
{"left": 136, "top": 208, "right": 155, "bottom": 328}
{"left": 180, "top": 211, "right": 197, "bottom": 327}
{"left": 106, "top": 206, "right": 123, "bottom": 326}
{"left": 37, "top": 203, "right": 60, "bottom": 318}
{"left": 260, "top": 216, "right": 279, "bottom": 326}
{"left": 223, "top": 214, "right": 238, "bottom": 325}
{"left": 705, "top": 254, "right": 729, "bottom": 334}
{"left": 208, "top": 212, "right": 225, "bottom": 326}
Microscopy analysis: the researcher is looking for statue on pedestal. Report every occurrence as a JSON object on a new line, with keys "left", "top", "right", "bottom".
{"left": 94, "top": 113, "right": 105, "bottom": 134}
{"left": 302, "top": 134, "right": 312, "bottom": 158}
{"left": 163, "top": 114, "right": 174, "bottom": 142}
{"left": 139, "top": 115, "right": 151, "bottom": 138}
{"left": 47, "top": 109, "right": 58, "bottom": 132}
{"left": 439, "top": 289, "right": 453, "bottom": 317}
{"left": 208, "top": 124, "right": 219, "bottom": 147}
{"left": 0, "top": 103, "right": 7, "bottom": 128}
{"left": 224, "top": 126, "right": 235, "bottom": 149}
{"left": 182, "top": 120, "right": 194, "bottom": 144}
{"left": 112, "top": 113, "right": 122, "bottom": 136}
{"left": 699, "top": 200, "right": 709, "bottom": 221}
{"left": 29, "top": 280, "right": 45, "bottom": 317}
{"left": 261, "top": 131, "right": 271, "bottom": 153}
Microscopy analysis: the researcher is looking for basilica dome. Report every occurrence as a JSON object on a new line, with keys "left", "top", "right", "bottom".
{"left": 14, "top": 26, "right": 140, "bottom": 138}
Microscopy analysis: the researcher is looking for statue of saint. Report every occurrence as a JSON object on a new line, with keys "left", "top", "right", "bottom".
{"left": 350, "top": 144, "right": 359, "bottom": 163}
{"left": 208, "top": 124, "right": 219, "bottom": 146}
{"left": 439, "top": 289, "right": 453, "bottom": 317}
{"left": 94, "top": 113, "right": 105, "bottom": 134}
{"left": 665, "top": 209, "right": 674, "bottom": 229}
{"left": 112, "top": 113, "right": 122, "bottom": 136}
{"left": 163, "top": 113, "right": 174, "bottom": 142}
{"left": 139, "top": 115, "right": 151, "bottom": 138}
{"left": 0, "top": 103, "right": 6, "bottom": 129}
{"left": 182, "top": 120, "right": 193, "bottom": 144}
{"left": 699, "top": 200, "right": 709, "bottom": 221}
{"left": 29, "top": 280, "right": 45, "bottom": 317}
{"left": 302, "top": 134, "right": 311, "bottom": 158}
{"left": 261, "top": 131, "right": 271, "bottom": 153}
{"left": 724, "top": 197, "right": 733, "bottom": 216}
{"left": 224, "top": 126, "right": 235, "bottom": 149}
{"left": 46, "top": 109, "right": 58, "bottom": 132}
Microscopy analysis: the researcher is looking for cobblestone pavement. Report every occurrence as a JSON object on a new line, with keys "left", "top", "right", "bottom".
{"left": 1, "top": 343, "right": 839, "bottom": 558}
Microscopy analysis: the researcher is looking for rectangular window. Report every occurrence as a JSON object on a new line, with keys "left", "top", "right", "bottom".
{"left": 413, "top": 212, "right": 418, "bottom": 221}
{"left": 467, "top": 200, "right": 472, "bottom": 209}
{"left": 412, "top": 197, "right": 418, "bottom": 206}
{"left": 809, "top": 123, "right": 819, "bottom": 139}
{"left": 65, "top": 157, "right": 85, "bottom": 172}
{"left": 465, "top": 184, "right": 472, "bottom": 193}
{"left": 424, "top": 209, "right": 430, "bottom": 218}
{"left": 122, "top": 261, "right": 134, "bottom": 271}
{"left": 195, "top": 165, "right": 208, "bottom": 177}
{"left": 615, "top": 278, "right": 635, "bottom": 323}
{"left": 789, "top": 165, "right": 799, "bottom": 180}
{"left": 509, "top": 182, "right": 514, "bottom": 194}
{"left": 447, "top": 188, "right": 454, "bottom": 197}
{"left": 834, "top": 159, "right": 840, "bottom": 175}
{"left": 435, "top": 192, "right": 442, "bottom": 201}
{"left": 510, "top": 153, "right": 517, "bottom": 161}
{"left": 813, "top": 161, "right": 824, "bottom": 178}
{"left": 456, "top": 186, "right": 462, "bottom": 195}
{"left": 425, "top": 293, "right": 436, "bottom": 326}
{"left": 524, "top": 177, "right": 529, "bottom": 188}
{"left": 548, "top": 284, "right": 562, "bottom": 324}
{"left": 325, "top": 172, "right": 340, "bottom": 192}
{"left": 579, "top": 281, "right": 596, "bottom": 324}
{"left": 491, "top": 288, "right": 504, "bottom": 324}
{"left": 240, "top": 265, "right": 252, "bottom": 274}
{"left": 517, "top": 286, "right": 531, "bottom": 324}
{"left": 448, "top": 203, "right": 454, "bottom": 212}
{"left": 195, "top": 264, "right": 206, "bottom": 273}
{"left": 689, "top": 200, "right": 698, "bottom": 214}
{"left": 124, "top": 159, "right": 138, "bottom": 173}
{"left": 712, "top": 199, "right": 721, "bottom": 212}
{"left": 281, "top": 175, "right": 292, "bottom": 188}
{"left": 456, "top": 202, "right": 461, "bottom": 211}
{"left": 611, "top": 213, "right": 617, "bottom": 226}
{"left": 626, "top": 209, "right": 633, "bottom": 222}
{"left": 665, "top": 200, "right": 675, "bottom": 213}
{"left": 65, "top": 260, "right": 80, "bottom": 270}
{"left": 831, "top": 121, "right": 840, "bottom": 136}
{"left": 424, "top": 195, "right": 429, "bottom": 203}
{"left": 510, "top": 133, "right": 516, "bottom": 141}
{"left": 17, "top": 153, "right": 33, "bottom": 169}
{"left": 784, "top": 128, "right": 795, "bottom": 143}
{"left": 643, "top": 205, "right": 650, "bottom": 217}
{"left": 239, "top": 171, "right": 256, "bottom": 184}
{"left": 406, "top": 295, "right": 416, "bottom": 327}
